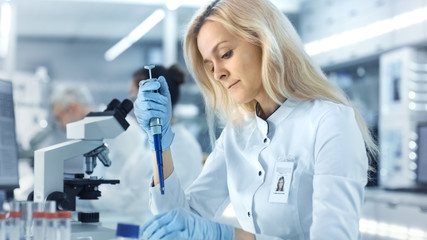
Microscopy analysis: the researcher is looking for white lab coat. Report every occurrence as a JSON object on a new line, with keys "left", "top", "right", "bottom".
{"left": 149, "top": 99, "right": 368, "bottom": 240}
{"left": 170, "top": 123, "right": 204, "bottom": 190}
{"left": 90, "top": 116, "right": 153, "bottom": 225}
{"left": 92, "top": 117, "right": 203, "bottom": 225}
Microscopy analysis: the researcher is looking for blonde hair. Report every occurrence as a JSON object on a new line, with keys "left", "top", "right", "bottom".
{"left": 183, "top": 0, "right": 377, "bottom": 160}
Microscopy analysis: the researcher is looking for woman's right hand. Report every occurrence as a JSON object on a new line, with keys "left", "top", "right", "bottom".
{"left": 134, "top": 76, "right": 174, "bottom": 150}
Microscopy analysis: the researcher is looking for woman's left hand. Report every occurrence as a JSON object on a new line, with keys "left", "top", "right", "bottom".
{"left": 141, "top": 208, "right": 235, "bottom": 240}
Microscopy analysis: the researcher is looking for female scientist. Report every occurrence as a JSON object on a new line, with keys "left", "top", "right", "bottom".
{"left": 134, "top": 0, "right": 377, "bottom": 239}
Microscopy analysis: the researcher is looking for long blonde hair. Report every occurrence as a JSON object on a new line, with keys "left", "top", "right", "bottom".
{"left": 183, "top": 0, "right": 377, "bottom": 159}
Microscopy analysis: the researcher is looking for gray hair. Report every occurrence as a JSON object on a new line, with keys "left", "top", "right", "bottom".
{"left": 50, "top": 83, "right": 94, "bottom": 108}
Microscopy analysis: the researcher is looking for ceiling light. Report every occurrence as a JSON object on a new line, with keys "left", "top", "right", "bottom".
{"left": 166, "top": 0, "right": 183, "bottom": 10}
{"left": 304, "top": 7, "right": 427, "bottom": 56}
{"left": 104, "top": 9, "right": 165, "bottom": 61}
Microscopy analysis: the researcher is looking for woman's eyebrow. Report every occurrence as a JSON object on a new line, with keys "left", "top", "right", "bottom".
{"left": 203, "top": 40, "right": 229, "bottom": 63}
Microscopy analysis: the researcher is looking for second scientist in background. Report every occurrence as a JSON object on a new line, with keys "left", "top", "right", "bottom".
{"left": 94, "top": 64, "right": 203, "bottom": 224}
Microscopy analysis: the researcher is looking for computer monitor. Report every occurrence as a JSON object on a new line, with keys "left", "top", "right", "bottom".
{"left": 416, "top": 122, "right": 427, "bottom": 185}
{"left": 0, "top": 79, "right": 19, "bottom": 192}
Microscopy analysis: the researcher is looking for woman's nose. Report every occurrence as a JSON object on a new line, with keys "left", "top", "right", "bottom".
{"left": 213, "top": 66, "right": 228, "bottom": 81}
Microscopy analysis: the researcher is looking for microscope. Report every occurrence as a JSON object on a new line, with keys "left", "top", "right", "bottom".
{"left": 31, "top": 98, "right": 133, "bottom": 239}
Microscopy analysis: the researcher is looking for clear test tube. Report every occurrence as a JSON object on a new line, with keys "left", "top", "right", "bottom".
{"left": 44, "top": 201, "right": 56, "bottom": 213}
{"left": 32, "top": 202, "right": 46, "bottom": 240}
{"left": 8, "top": 201, "right": 22, "bottom": 240}
{"left": 0, "top": 212, "right": 6, "bottom": 240}
{"left": 20, "top": 201, "right": 33, "bottom": 240}
{"left": 32, "top": 211, "right": 46, "bottom": 240}
{"left": 44, "top": 201, "right": 58, "bottom": 240}
{"left": 57, "top": 211, "right": 72, "bottom": 240}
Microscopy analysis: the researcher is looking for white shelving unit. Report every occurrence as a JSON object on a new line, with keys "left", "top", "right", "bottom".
{"left": 379, "top": 47, "right": 427, "bottom": 189}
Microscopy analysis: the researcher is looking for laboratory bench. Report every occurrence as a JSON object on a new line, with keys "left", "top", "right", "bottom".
{"left": 96, "top": 188, "right": 427, "bottom": 239}
{"left": 361, "top": 187, "right": 427, "bottom": 240}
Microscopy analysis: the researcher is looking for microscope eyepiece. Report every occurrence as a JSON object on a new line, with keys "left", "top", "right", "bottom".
{"left": 85, "top": 98, "right": 133, "bottom": 131}
{"left": 105, "top": 99, "right": 121, "bottom": 112}
{"left": 117, "top": 99, "right": 133, "bottom": 117}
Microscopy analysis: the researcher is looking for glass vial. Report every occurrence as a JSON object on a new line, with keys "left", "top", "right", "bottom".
{"left": 32, "top": 202, "right": 46, "bottom": 240}
{"left": 20, "top": 201, "right": 33, "bottom": 240}
{"left": 8, "top": 201, "right": 22, "bottom": 240}
{"left": 44, "top": 201, "right": 58, "bottom": 240}
{"left": 0, "top": 212, "right": 6, "bottom": 240}
{"left": 32, "top": 211, "right": 46, "bottom": 240}
{"left": 57, "top": 211, "right": 72, "bottom": 240}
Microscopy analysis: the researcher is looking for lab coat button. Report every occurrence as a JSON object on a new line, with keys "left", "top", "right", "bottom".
{"left": 258, "top": 171, "right": 262, "bottom": 176}
{"left": 247, "top": 211, "right": 251, "bottom": 217}
{"left": 263, "top": 138, "right": 268, "bottom": 143}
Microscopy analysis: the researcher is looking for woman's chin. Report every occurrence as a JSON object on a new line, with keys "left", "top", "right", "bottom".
{"left": 230, "top": 94, "right": 251, "bottom": 105}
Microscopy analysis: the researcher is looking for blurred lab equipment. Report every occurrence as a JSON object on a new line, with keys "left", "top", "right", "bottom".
{"left": 0, "top": 79, "right": 20, "bottom": 202}
{"left": 7, "top": 201, "right": 21, "bottom": 240}
{"left": 1, "top": 200, "right": 74, "bottom": 240}
{"left": 13, "top": 68, "right": 52, "bottom": 161}
{"left": 0, "top": 212, "right": 5, "bottom": 240}
{"left": 379, "top": 48, "right": 427, "bottom": 191}
{"left": 416, "top": 123, "right": 427, "bottom": 186}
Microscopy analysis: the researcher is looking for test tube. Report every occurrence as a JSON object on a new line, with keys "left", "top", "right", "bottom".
{"left": 44, "top": 201, "right": 58, "bottom": 240}
{"left": 20, "top": 201, "right": 33, "bottom": 240}
{"left": 57, "top": 211, "right": 72, "bottom": 240}
{"left": 32, "top": 202, "right": 46, "bottom": 240}
{"left": 0, "top": 212, "right": 6, "bottom": 240}
{"left": 8, "top": 201, "right": 22, "bottom": 240}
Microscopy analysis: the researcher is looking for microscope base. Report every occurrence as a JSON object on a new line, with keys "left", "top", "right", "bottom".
{"left": 71, "top": 221, "right": 115, "bottom": 240}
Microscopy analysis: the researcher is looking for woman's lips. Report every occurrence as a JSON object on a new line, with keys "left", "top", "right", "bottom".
{"left": 228, "top": 80, "right": 240, "bottom": 89}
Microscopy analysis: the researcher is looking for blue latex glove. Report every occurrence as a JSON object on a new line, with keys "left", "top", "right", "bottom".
{"left": 141, "top": 208, "right": 235, "bottom": 240}
{"left": 134, "top": 76, "right": 174, "bottom": 150}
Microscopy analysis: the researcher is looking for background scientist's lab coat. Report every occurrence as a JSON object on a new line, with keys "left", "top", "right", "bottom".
{"left": 90, "top": 117, "right": 203, "bottom": 226}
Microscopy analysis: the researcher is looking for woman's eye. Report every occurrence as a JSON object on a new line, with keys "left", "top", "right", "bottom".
{"left": 221, "top": 50, "right": 233, "bottom": 59}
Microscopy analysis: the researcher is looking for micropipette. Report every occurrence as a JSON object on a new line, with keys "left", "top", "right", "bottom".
{"left": 144, "top": 64, "right": 165, "bottom": 194}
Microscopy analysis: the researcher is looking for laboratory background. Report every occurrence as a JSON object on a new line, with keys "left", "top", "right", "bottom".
{"left": 0, "top": 0, "right": 427, "bottom": 239}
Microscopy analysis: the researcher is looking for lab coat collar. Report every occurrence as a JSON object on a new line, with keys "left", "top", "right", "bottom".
{"left": 254, "top": 99, "right": 300, "bottom": 136}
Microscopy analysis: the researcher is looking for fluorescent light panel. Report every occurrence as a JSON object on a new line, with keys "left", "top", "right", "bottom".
{"left": 304, "top": 7, "right": 427, "bottom": 56}
{"left": 105, "top": 9, "right": 165, "bottom": 61}
{"left": 166, "top": 0, "right": 183, "bottom": 10}
{"left": 103, "top": 0, "right": 305, "bottom": 61}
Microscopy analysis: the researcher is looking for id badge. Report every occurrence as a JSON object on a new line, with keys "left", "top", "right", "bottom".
{"left": 268, "top": 161, "right": 294, "bottom": 203}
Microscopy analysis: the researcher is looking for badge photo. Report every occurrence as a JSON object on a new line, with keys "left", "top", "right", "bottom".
{"left": 269, "top": 161, "right": 294, "bottom": 203}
